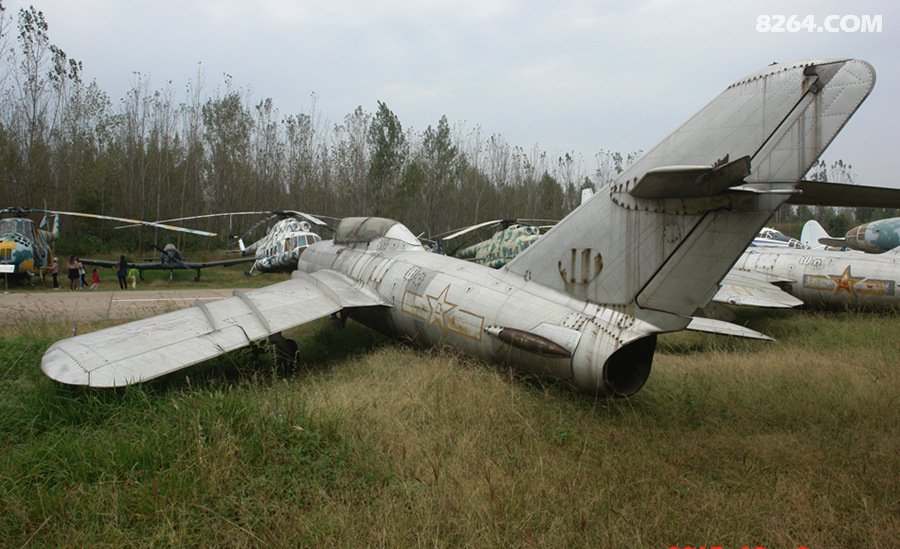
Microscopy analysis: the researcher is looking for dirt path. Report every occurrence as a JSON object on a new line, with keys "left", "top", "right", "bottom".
{"left": 1, "top": 289, "right": 236, "bottom": 324}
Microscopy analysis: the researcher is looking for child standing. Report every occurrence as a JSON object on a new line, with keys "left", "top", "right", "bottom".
{"left": 89, "top": 267, "right": 100, "bottom": 290}
{"left": 128, "top": 266, "right": 139, "bottom": 289}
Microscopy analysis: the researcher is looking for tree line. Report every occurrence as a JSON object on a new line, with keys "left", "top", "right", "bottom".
{"left": 0, "top": 5, "right": 641, "bottom": 252}
{"left": 0, "top": 5, "right": 892, "bottom": 253}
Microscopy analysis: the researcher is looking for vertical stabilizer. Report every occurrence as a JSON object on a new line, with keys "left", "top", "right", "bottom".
{"left": 505, "top": 59, "right": 875, "bottom": 317}
{"left": 800, "top": 220, "right": 832, "bottom": 249}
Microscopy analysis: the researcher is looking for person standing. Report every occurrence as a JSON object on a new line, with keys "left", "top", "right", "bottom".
{"left": 77, "top": 257, "right": 86, "bottom": 289}
{"left": 48, "top": 256, "right": 59, "bottom": 289}
{"left": 89, "top": 267, "right": 100, "bottom": 290}
{"left": 116, "top": 255, "right": 128, "bottom": 290}
{"left": 67, "top": 256, "right": 78, "bottom": 291}
{"left": 127, "top": 266, "right": 140, "bottom": 289}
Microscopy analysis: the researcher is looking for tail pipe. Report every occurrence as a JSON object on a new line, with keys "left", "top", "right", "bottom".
{"left": 574, "top": 333, "right": 657, "bottom": 397}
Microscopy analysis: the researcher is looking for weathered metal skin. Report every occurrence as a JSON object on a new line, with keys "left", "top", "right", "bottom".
{"left": 734, "top": 247, "right": 900, "bottom": 310}
{"left": 291, "top": 57, "right": 879, "bottom": 396}
{"left": 300, "top": 240, "right": 671, "bottom": 396}
{"left": 38, "top": 58, "right": 880, "bottom": 394}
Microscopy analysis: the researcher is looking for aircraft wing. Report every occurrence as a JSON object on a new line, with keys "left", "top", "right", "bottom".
{"left": 80, "top": 258, "right": 166, "bottom": 270}
{"left": 78, "top": 258, "right": 120, "bottom": 269}
{"left": 181, "top": 257, "right": 256, "bottom": 269}
{"left": 41, "top": 269, "right": 387, "bottom": 387}
{"left": 712, "top": 270, "right": 803, "bottom": 308}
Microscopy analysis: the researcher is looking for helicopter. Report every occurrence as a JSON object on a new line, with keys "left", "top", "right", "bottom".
{"left": 0, "top": 208, "right": 215, "bottom": 283}
{"left": 236, "top": 211, "right": 330, "bottom": 273}
{"left": 0, "top": 210, "right": 58, "bottom": 281}
{"left": 115, "top": 210, "right": 331, "bottom": 275}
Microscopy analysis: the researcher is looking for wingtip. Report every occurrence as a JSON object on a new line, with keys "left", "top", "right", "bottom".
{"left": 41, "top": 344, "right": 91, "bottom": 386}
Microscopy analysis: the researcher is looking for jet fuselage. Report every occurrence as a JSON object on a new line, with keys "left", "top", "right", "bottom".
{"left": 299, "top": 235, "right": 677, "bottom": 396}
{"left": 734, "top": 247, "right": 900, "bottom": 309}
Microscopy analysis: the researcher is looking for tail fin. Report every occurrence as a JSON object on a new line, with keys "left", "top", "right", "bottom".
{"left": 505, "top": 59, "right": 875, "bottom": 317}
{"left": 800, "top": 220, "right": 832, "bottom": 249}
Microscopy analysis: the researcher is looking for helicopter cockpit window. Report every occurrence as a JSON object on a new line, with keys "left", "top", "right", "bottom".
{"left": 0, "top": 219, "right": 16, "bottom": 234}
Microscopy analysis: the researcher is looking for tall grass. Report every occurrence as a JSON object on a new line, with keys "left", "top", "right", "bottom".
{"left": 1, "top": 310, "right": 897, "bottom": 547}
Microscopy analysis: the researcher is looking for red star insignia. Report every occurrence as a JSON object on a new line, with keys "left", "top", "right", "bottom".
{"left": 828, "top": 265, "right": 864, "bottom": 295}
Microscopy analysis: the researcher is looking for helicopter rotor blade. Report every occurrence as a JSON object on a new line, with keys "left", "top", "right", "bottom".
{"left": 38, "top": 209, "right": 218, "bottom": 237}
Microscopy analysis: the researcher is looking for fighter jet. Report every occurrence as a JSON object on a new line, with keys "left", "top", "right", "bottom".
{"left": 715, "top": 245, "right": 899, "bottom": 310}
{"left": 715, "top": 217, "right": 900, "bottom": 310}
{"left": 41, "top": 58, "right": 878, "bottom": 396}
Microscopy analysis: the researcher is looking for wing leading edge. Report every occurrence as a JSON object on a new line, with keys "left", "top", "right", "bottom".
{"left": 41, "top": 269, "right": 387, "bottom": 387}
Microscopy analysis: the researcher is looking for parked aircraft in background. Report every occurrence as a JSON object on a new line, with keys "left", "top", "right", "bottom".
{"left": 0, "top": 211, "right": 58, "bottom": 280}
{"left": 813, "top": 216, "right": 900, "bottom": 253}
{"left": 716, "top": 246, "right": 899, "bottom": 310}
{"left": 719, "top": 217, "right": 900, "bottom": 310}
{"left": 81, "top": 243, "right": 255, "bottom": 282}
{"left": 119, "top": 210, "right": 331, "bottom": 275}
{"left": 0, "top": 208, "right": 214, "bottom": 282}
{"left": 42, "top": 58, "right": 881, "bottom": 396}
{"left": 237, "top": 211, "right": 329, "bottom": 273}
{"left": 435, "top": 219, "right": 556, "bottom": 268}
{"left": 752, "top": 227, "right": 806, "bottom": 249}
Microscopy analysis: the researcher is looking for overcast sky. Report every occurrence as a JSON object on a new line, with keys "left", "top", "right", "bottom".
{"left": 5, "top": 0, "right": 899, "bottom": 187}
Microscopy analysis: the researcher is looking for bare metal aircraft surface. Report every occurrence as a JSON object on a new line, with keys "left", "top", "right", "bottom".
{"left": 715, "top": 219, "right": 900, "bottom": 310}
{"left": 716, "top": 246, "right": 899, "bottom": 310}
{"left": 42, "top": 58, "right": 879, "bottom": 395}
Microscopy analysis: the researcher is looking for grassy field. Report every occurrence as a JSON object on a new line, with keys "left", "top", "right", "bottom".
{"left": 1, "top": 308, "right": 897, "bottom": 547}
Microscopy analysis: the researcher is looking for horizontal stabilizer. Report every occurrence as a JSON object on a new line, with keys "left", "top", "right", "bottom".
{"left": 788, "top": 180, "right": 900, "bottom": 208}
{"left": 686, "top": 317, "right": 773, "bottom": 341}
{"left": 818, "top": 237, "right": 847, "bottom": 248}
{"left": 714, "top": 270, "right": 804, "bottom": 308}
{"left": 629, "top": 156, "right": 750, "bottom": 199}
